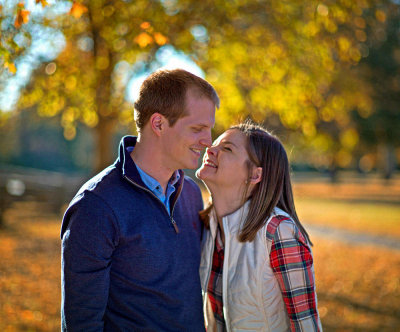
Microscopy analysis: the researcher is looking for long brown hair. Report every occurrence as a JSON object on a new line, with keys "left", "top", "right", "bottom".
{"left": 200, "top": 122, "right": 312, "bottom": 245}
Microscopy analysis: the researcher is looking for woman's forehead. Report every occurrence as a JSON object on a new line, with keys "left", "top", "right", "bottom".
{"left": 213, "top": 129, "right": 245, "bottom": 146}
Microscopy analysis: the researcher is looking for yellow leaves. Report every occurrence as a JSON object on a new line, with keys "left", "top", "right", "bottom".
{"left": 37, "top": 92, "right": 65, "bottom": 117}
{"left": 340, "top": 128, "right": 359, "bottom": 150}
{"left": 317, "top": 4, "right": 329, "bottom": 17}
{"left": 336, "top": 149, "right": 352, "bottom": 167}
{"left": 95, "top": 56, "right": 110, "bottom": 70}
{"left": 69, "top": 2, "right": 88, "bottom": 19}
{"left": 64, "top": 126, "right": 76, "bottom": 140}
{"left": 14, "top": 3, "right": 30, "bottom": 28}
{"left": 375, "top": 9, "right": 386, "bottom": 23}
{"left": 4, "top": 62, "right": 17, "bottom": 74}
{"left": 82, "top": 110, "right": 98, "bottom": 127}
{"left": 338, "top": 36, "right": 351, "bottom": 52}
{"left": 134, "top": 22, "right": 169, "bottom": 48}
{"left": 64, "top": 75, "right": 77, "bottom": 91}
{"left": 302, "top": 21, "right": 320, "bottom": 37}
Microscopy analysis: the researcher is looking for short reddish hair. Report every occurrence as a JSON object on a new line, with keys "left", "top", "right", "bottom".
{"left": 134, "top": 69, "right": 219, "bottom": 130}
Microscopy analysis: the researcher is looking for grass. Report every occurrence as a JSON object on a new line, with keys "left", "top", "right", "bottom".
{"left": 295, "top": 198, "right": 400, "bottom": 238}
{"left": 0, "top": 176, "right": 399, "bottom": 331}
{"left": 293, "top": 175, "right": 400, "bottom": 238}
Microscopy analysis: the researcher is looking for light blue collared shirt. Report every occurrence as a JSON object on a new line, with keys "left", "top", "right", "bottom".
{"left": 127, "top": 147, "right": 180, "bottom": 215}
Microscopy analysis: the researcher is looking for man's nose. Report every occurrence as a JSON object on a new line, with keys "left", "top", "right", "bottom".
{"left": 199, "top": 131, "right": 212, "bottom": 148}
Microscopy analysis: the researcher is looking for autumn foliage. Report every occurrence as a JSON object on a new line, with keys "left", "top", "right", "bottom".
{"left": 0, "top": 0, "right": 399, "bottom": 174}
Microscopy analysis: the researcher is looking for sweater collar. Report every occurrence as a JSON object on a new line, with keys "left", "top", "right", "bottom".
{"left": 116, "top": 135, "right": 184, "bottom": 190}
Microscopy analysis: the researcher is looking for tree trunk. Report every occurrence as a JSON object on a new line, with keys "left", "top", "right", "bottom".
{"left": 89, "top": 2, "right": 119, "bottom": 174}
{"left": 378, "top": 143, "right": 396, "bottom": 180}
{"left": 94, "top": 116, "right": 117, "bottom": 173}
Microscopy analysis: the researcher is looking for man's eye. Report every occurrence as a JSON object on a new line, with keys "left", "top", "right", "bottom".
{"left": 223, "top": 147, "right": 232, "bottom": 152}
{"left": 192, "top": 128, "right": 202, "bottom": 133}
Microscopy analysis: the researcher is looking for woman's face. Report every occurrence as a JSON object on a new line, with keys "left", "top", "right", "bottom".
{"left": 197, "top": 129, "right": 250, "bottom": 190}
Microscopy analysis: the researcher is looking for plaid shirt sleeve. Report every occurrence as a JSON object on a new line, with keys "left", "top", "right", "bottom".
{"left": 268, "top": 215, "right": 321, "bottom": 332}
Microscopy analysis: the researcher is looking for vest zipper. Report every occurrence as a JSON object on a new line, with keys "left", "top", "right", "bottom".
{"left": 123, "top": 174, "right": 180, "bottom": 233}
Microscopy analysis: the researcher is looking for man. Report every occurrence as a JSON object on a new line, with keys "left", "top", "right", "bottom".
{"left": 61, "top": 69, "right": 219, "bottom": 331}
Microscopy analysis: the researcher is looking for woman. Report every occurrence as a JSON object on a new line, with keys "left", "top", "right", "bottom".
{"left": 197, "top": 122, "right": 322, "bottom": 332}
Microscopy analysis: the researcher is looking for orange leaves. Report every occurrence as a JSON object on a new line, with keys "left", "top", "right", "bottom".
{"left": 36, "top": 0, "right": 49, "bottom": 7}
{"left": 134, "top": 21, "right": 169, "bottom": 48}
{"left": 14, "top": 3, "right": 30, "bottom": 28}
{"left": 14, "top": 0, "right": 49, "bottom": 28}
{"left": 4, "top": 62, "right": 17, "bottom": 74}
{"left": 153, "top": 32, "right": 168, "bottom": 46}
{"left": 134, "top": 33, "right": 153, "bottom": 48}
{"left": 68, "top": 2, "right": 88, "bottom": 19}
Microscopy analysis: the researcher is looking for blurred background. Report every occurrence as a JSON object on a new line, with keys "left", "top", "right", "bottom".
{"left": 0, "top": 0, "right": 399, "bottom": 331}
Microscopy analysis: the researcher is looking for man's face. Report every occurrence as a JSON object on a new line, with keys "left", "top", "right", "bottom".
{"left": 161, "top": 89, "right": 216, "bottom": 171}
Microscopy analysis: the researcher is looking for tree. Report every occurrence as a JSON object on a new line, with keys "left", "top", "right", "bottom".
{"left": 353, "top": 0, "right": 400, "bottom": 178}
{"left": 0, "top": 0, "right": 391, "bottom": 172}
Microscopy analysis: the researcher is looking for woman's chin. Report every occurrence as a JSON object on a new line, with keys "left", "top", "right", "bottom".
{"left": 196, "top": 168, "right": 211, "bottom": 183}
{"left": 195, "top": 168, "right": 203, "bottom": 179}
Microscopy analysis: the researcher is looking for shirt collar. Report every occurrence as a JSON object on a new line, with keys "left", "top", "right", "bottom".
{"left": 128, "top": 146, "right": 180, "bottom": 194}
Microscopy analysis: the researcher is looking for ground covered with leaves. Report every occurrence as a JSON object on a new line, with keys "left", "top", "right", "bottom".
{"left": 0, "top": 177, "right": 399, "bottom": 331}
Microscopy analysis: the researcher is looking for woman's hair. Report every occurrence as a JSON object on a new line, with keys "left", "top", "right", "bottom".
{"left": 200, "top": 121, "right": 312, "bottom": 245}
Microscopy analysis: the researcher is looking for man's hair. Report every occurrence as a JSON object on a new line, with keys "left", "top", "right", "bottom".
{"left": 134, "top": 69, "right": 220, "bottom": 130}
{"left": 200, "top": 121, "right": 312, "bottom": 245}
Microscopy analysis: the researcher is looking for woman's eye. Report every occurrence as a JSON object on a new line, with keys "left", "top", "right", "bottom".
{"left": 223, "top": 147, "right": 232, "bottom": 152}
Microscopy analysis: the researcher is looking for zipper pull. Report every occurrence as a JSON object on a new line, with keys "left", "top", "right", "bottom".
{"left": 171, "top": 218, "right": 179, "bottom": 234}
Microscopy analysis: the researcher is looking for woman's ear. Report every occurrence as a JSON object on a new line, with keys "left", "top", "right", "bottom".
{"left": 249, "top": 167, "right": 262, "bottom": 184}
{"left": 149, "top": 113, "right": 166, "bottom": 136}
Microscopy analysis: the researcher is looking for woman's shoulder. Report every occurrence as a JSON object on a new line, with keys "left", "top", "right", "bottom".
{"left": 265, "top": 207, "right": 307, "bottom": 244}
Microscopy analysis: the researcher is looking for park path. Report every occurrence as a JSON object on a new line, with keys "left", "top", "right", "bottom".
{"left": 306, "top": 223, "right": 400, "bottom": 251}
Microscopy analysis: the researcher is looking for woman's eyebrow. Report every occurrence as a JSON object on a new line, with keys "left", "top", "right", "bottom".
{"left": 221, "top": 140, "right": 237, "bottom": 148}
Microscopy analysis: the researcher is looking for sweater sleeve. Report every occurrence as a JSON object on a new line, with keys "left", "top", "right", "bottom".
{"left": 61, "top": 191, "right": 119, "bottom": 332}
{"left": 269, "top": 218, "right": 321, "bottom": 332}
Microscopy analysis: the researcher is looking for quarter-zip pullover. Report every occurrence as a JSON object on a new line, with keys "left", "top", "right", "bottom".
{"left": 61, "top": 136, "right": 205, "bottom": 331}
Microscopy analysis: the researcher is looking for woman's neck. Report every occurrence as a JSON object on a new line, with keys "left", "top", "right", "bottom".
{"left": 210, "top": 186, "right": 246, "bottom": 222}
{"left": 209, "top": 186, "right": 247, "bottom": 246}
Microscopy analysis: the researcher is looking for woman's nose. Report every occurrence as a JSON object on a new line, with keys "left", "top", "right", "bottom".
{"left": 207, "top": 146, "right": 218, "bottom": 156}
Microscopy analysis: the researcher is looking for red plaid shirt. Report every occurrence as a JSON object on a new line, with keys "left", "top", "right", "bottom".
{"left": 207, "top": 230, "right": 226, "bottom": 331}
{"left": 207, "top": 216, "right": 320, "bottom": 332}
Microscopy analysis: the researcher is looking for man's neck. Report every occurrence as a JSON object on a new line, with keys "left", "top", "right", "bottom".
{"left": 130, "top": 137, "right": 175, "bottom": 193}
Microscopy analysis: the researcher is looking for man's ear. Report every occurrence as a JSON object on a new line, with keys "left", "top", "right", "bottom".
{"left": 149, "top": 113, "right": 166, "bottom": 136}
{"left": 249, "top": 167, "right": 262, "bottom": 184}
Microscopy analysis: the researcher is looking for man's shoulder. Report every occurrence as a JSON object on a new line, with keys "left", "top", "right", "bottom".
{"left": 78, "top": 165, "right": 118, "bottom": 194}
{"left": 64, "top": 165, "right": 123, "bottom": 215}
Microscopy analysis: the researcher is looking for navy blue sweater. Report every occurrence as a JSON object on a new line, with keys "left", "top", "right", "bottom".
{"left": 61, "top": 136, "right": 205, "bottom": 331}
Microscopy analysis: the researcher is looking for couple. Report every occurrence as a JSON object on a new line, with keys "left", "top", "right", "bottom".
{"left": 61, "top": 69, "right": 322, "bottom": 331}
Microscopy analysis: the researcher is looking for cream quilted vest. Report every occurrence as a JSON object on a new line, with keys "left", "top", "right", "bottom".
{"left": 200, "top": 201, "right": 298, "bottom": 332}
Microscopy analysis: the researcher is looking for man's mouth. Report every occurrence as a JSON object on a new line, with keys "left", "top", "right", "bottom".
{"left": 190, "top": 148, "right": 202, "bottom": 156}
